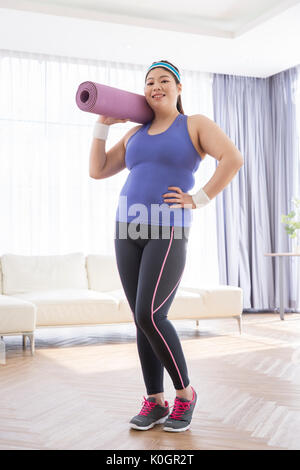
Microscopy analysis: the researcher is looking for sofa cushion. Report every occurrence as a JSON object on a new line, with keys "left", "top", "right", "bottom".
{"left": 1, "top": 253, "right": 88, "bottom": 295}
{"left": 106, "top": 287, "right": 242, "bottom": 320}
{"left": 110, "top": 288, "right": 204, "bottom": 320}
{"left": 11, "top": 288, "right": 122, "bottom": 326}
{"left": 167, "top": 289, "right": 205, "bottom": 319}
{"left": 180, "top": 285, "right": 243, "bottom": 317}
{"left": 86, "top": 255, "right": 122, "bottom": 292}
{"left": 0, "top": 294, "right": 36, "bottom": 333}
{"left": 0, "top": 261, "right": 2, "bottom": 294}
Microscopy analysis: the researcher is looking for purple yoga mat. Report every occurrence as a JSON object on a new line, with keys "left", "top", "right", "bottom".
{"left": 75, "top": 81, "right": 154, "bottom": 124}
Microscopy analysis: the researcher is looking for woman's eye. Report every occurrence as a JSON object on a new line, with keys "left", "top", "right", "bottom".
{"left": 147, "top": 80, "right": 168, "bottom": 85}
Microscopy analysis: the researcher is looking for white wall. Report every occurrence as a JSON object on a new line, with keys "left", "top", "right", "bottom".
{"left": 0, "top": 5, "right": 300, "bottom": 77}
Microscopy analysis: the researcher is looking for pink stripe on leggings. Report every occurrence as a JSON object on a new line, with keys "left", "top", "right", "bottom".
{"left": 151, "top": 226, "right": 185, "bottom": 390}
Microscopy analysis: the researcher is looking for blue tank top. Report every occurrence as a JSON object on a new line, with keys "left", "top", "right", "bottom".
{"left": 115, "top": 113, "right": 202, "bottom": 227}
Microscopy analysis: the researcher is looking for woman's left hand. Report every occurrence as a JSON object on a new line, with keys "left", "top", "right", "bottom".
{"left": 162, "top": 186, "right": 196, "bottom": 209}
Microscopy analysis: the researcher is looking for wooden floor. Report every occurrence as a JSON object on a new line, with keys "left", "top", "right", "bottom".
{"left": 1, "top": 313, "right": 300, "bottom": 450}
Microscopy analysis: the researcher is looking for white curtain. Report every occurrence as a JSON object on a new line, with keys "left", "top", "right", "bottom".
{"left": 0, "top": 49, "right": 219, "bottom": 288}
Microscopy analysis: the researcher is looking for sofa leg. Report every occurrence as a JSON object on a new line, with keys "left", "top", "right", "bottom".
{"left": 195, "top": 319, "right": 199, "bottom": 328}
{"left": 0, "top": 337, "right": 5, "bottom": 365}
{"left": 23, "top": 333, "right": 35, "bottom": 354}
{"left": 28, "top": 333, "right": 35, "bottom": 355}
{"left": 234, "top": 315, "right": 242, "bottom": 334}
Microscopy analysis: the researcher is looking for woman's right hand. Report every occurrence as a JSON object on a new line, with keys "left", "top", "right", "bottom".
{"left": 97, "top": 115, "right": 130, "bottom": 125}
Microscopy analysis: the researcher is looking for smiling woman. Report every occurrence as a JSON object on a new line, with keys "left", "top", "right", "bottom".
{"left": 112, "top": 60, "right": 203, "bottom": 433}
{"left": 90, "top": 58, "right": 243, "bottom": 434}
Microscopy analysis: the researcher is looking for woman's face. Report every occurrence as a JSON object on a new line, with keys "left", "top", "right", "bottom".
{"left": 144, "top": 67, "right": 181, "bottom": 111}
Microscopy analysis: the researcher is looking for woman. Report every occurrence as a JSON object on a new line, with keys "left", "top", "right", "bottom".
{"left": 89, "top": 60, "right": 244, "bottom": 432}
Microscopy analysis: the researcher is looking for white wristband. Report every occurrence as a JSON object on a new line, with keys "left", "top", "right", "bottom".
{"left": 93, "top": 122, "right": 110, "bottom": 140}
{"left": 191, "top": 187, "right": 211, "bottom": 209}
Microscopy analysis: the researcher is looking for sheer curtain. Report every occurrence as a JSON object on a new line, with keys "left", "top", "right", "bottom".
{"left": 0, "top": 49, "right": 218, "bottom": 288}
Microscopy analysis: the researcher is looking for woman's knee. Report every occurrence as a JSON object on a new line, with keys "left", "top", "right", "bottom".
{"left": 135, "top": 306, "right": 153, "bottom": 332}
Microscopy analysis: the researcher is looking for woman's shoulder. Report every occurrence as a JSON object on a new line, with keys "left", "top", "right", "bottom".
{"left": 185, "top": 114, "right": 207, "bottom": 161}
{"left": 124, "top": 124, "right": 144, "bottom": 149}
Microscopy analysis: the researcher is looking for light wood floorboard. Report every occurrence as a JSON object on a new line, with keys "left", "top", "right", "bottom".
{"left": 1, "top": 313, "right": 300, "bottom": 450}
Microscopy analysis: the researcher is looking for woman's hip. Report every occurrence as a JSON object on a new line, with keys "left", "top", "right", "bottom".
{"left": 114, "top": 221, "right": 190, "bottom": 243}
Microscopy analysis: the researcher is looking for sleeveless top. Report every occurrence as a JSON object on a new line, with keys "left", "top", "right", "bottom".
{"left": 115, "top": 113, "right": 202, "bottom": 227}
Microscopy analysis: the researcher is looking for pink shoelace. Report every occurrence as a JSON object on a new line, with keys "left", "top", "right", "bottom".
{"left": 169, "top": 397, "right": 191, "bottom": 420}
{"left": 138, "top": 396, "right": 158, "bottom": 416}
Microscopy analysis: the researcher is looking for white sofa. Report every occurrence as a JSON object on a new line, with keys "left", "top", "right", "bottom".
{"left": 0, "top": 253, "right": 243, "bottom": 358}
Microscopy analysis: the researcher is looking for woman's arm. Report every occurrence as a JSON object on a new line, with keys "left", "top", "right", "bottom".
{"left": 196, "top": 114, "right": 244, "bottom": 200}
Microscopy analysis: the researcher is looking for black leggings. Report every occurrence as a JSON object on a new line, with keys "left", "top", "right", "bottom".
{"left": 114, "top": 221, "right": 191, "bottom": 395}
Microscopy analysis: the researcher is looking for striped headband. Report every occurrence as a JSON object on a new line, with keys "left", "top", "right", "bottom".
{"left": 146, "top": 62, "right": 181, "bottom": 82}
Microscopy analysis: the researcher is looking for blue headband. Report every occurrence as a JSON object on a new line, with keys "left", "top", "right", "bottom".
{"left": 147, "top": 62, "right": 181, "bottom": 82}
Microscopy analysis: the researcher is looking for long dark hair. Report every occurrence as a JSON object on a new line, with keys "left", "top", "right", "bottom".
{"left": 145, "top": 60, "right": 184, "bottom": 115}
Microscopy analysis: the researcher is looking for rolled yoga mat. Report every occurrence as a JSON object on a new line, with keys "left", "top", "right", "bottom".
{"left": 75, "top": 81, "right": 154, "bottom": 124}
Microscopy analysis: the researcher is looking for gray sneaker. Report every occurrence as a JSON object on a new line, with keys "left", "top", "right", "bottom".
{"left": 163, "top": 386, "right": 197, "bottom": 432}
{"left": 129, "top": 396, "right": 170, "bottom": 431}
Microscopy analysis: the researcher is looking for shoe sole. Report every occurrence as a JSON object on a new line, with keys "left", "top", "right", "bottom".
{"left": 129, "top": 414, "right": 169, "bottom": 431}
{"left": 163, "top": 423, "right": 191, "bottom": 432}
{"left": 163, "top": 392, "right": 199, "bottom": 432}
